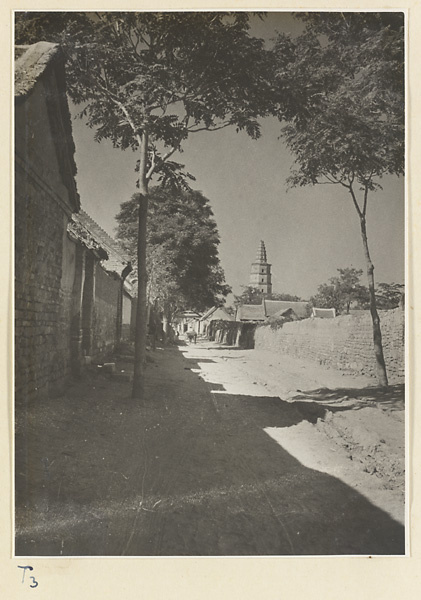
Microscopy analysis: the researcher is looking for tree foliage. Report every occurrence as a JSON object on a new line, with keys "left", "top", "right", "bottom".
{"left": 271, "top": 13, "right": 404, "bottom": 386}
{"left": 310, "top": 268, "right": 370, "bottom": 314}
{"left": 16, "top": 12, "right": 274, "bottom": 173}
{"left": 116, "top": 187, "right": 231, "bottom": 318}
{"left": 234, "top": 285, "right": 302, "bottom": 306}
{"left": 273, "top": 13, "right": 404, "bottom": 188}
{"left": 15, "top": 11, "right": 274, "bottom": 397}
{"left": 375, "top": 282, "right": 404, "bottom": 309}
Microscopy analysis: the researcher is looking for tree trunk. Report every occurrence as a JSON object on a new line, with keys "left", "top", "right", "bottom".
{"left": 132, "top": 132, "right": 149, "bottom": 399}
{"left": 359, "top": 216, "right": 388, "bottom": 387}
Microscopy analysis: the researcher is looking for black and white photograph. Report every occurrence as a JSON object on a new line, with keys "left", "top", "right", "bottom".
{"left": 14, "top": 10, "right": 406, "bottom": 558}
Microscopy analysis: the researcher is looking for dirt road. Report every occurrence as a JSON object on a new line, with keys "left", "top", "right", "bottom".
{"left": 15, "top": 339, "right": 405, "bottom": 556}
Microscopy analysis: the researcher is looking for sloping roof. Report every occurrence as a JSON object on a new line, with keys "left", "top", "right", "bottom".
{"left": 67, "top": 218, "right": 108, "bottom": 260}
{"left": 265, "top": 299, "right": 309, "bottom": 319}
{"left": 238, "top": 299, "right": 309, "bottom": 322}
{"left": 201, "top": 306, "right": 234, "bottom": 322}
{"left": 237, "top": 303, "right": 266, "bottom": 321}
{"left": 312, "top": 307, "right": 336, "bottom": 319}
{"left": 78, "top": 211, "right": 130, "bottom": 274}
{"left": 15, "top": 42, "right": 80, "bottom": 212}
{"left": 200, "top": 306, "right": 218, "bottom": 321}
{"left": 69, "top": 211, "right": 132, "bottom": 279}
{"left": 15, "top": 42, "right": 61, "bottom": 98}
{"left": 272, "top": 307, "right": 298, "bottom": 320}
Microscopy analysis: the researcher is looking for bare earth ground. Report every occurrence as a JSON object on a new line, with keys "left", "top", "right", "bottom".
{"left": 15, "top": 337, "right": 405, "bottom": 556}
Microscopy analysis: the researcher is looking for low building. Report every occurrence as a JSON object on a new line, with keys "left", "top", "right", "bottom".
{"left": 174, "top": 310, "right": 201, "bottom": 334}
{"left": 237, "top": 298, "right": 309, "bottom": 323}
{"left": 199, "top": 306, "right": 234, "bottom": 335}
{"left": 236, "top": 303, "right": 266, "bottom": 322}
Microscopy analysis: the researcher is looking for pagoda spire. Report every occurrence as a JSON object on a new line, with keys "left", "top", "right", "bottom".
{"left": 249, "top": 240, "right": 272, "bottom": 295}
{"left": 255, "top": 240, "right": 267, "bottom": 264}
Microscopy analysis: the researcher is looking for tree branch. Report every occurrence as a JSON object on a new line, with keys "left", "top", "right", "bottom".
{"left": 321, "top": 171, "right": 342, "bottom": 185}
{"left": 146, "top": 147, "right": 157, "bottom": 180}
{"left": 362, "top": 182, "right": 370, "bottom": 216}
{"left": 348, "top": 183, "right": 363, "bottom": 218}
{"left": 187, "top": 122, "right": 231, "bottom": 133}
{"left": 146, "top": 146, "right": 179, "bottom": 181}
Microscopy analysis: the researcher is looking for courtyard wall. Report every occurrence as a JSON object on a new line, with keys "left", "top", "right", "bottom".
{"left": 254, "top": 309, "right": 404, "bottom": 382}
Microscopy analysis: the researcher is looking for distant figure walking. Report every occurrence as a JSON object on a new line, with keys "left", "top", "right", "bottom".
{"left": 187, "top": 331, "right": 197, "bottom": 344}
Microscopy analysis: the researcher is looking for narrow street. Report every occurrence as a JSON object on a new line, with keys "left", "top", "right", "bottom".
{"left": 15, "top": 339, "right": 405, "bottom": 556}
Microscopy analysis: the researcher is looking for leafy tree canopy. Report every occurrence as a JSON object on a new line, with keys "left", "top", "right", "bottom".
{"left": 234, "top": 285, "right": 303, "bottom": 306}
{"left": 271, "top": 12, "right": 404, "bottom": 386}
{"left": 375, "top": 282, "right": 404, "bottom": 309}
{"left": 116, "top": 187, "right": 231, "bottom": 316}
{"left": 272, "top": 12, "right": 404, "bottom": 189}
{"left": 15, "top": 11, "right": 274, "bottom": 186}
{"left": 310, "top": 267, "right": 370, "bottom": 314}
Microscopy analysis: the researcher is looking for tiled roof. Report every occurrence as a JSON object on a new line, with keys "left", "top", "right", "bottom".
{"left": 237, "top": 303, "right": 265, "bottom": 321}
{"left": 265, "top": 300, "right": 309, "bottom": 319}
{"left": 238, "top": 299, "right": 309, "bottom": 321}
{"left": 67, "top": 218, "right": 108, "bottom": 260}
{"left": 200, "top": 306, "right": 218, "bottom": 321}
{"left": 68, "top": 211, "right": 133, "bottom": 296}
{"left": 201, "top": 306, "right": 234, "bottom": 322}
{"left": 15, "top": 42, "right": 61, "bottom": 98}
{"left": 74, "top": 210, "right": 131, "bottom": 276}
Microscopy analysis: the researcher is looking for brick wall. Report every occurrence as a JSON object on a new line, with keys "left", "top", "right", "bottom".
{"left": 15, "top": 167, "right": 73, "bottom": 401}
{"left": 254, "top": 309, "right": 405, "bottom": 382}
{"left": 15, "top": 79, "right": 78, "bottom": 401}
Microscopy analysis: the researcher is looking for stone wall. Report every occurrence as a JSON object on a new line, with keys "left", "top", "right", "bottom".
{"left": 254, "top": 309, "right": 405, "bottom": 382}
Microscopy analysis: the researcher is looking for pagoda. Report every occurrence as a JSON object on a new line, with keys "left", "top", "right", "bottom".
{"left": 249, "top": 240, "right": 272, "bottom": 295}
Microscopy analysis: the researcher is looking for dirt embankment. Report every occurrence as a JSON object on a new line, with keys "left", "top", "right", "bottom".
{"left": 184, "top": 341, "right": 405, "bottom": 525}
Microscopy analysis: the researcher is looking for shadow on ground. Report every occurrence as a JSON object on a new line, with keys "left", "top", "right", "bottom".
{"left": 291, "top": 384, "right": 405, "bottom": 411}
{"left": 15, "top": 345, "right": 405, "bottom": 557}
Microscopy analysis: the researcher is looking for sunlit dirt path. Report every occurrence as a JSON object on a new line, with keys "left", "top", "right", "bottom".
{"left": 15, "top": 340, "right": 405, "bottom": 556}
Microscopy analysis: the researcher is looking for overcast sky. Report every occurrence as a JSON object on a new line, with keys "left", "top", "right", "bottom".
{"left": 70, "top": 12, "right": 405, "bottom": 301}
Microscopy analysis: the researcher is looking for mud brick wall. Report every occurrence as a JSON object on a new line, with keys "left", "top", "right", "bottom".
{"left": 92, "top": 265, "right": 120, "bottom": 355}
{"left": 208, "top": 321, "right": 257, "bottom": 349}
{"left": 15, "top": 172, "right": 75, "bottom": 401}
{"left": 15, "top": 77, "right": 80, "bottom": 401}
{"left": 254, "top": 309, "right": 405, "bottom": 382}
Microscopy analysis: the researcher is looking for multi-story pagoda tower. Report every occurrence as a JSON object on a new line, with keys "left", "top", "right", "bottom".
{"left": 249, "top": 240, "right": 272, "bottom": 295}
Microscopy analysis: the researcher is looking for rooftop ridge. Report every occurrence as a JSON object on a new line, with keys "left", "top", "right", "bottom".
{"left": 15, "top": 42, "right": 61, "bottom": 98}
{"left": 78, "top": 210, "right": 129, "bottom": 260}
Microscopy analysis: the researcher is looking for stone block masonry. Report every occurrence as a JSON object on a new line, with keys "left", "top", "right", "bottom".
{"left": 254, "top": 309, "right": 404, "bottom": 383}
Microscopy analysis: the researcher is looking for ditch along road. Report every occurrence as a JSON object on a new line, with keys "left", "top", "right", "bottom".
{"left": 15, "top": 337, "right": 405, "bottom": 556}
